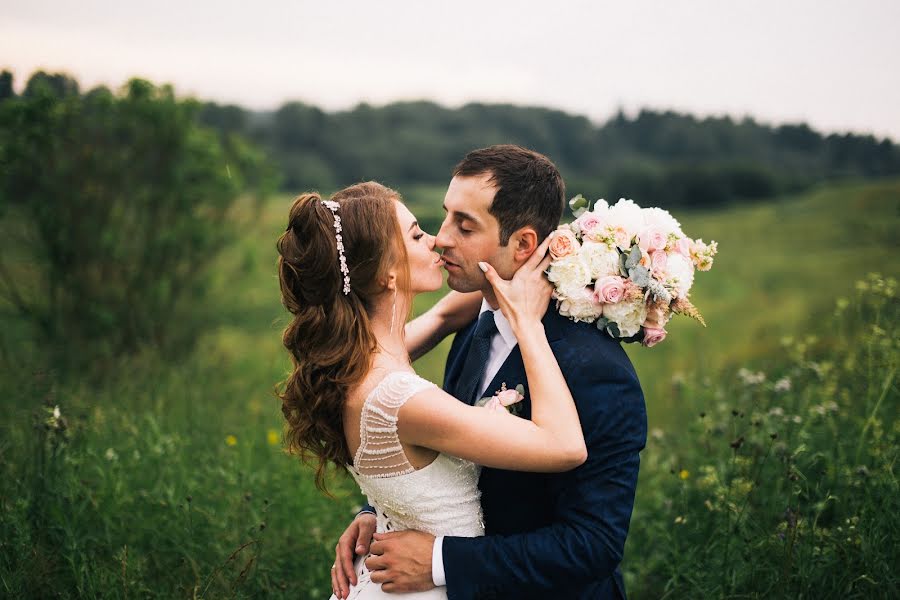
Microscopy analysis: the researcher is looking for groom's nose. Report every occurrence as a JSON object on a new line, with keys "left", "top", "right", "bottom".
{"left": 434, "top": 219, "right": 453, "bottom": 250}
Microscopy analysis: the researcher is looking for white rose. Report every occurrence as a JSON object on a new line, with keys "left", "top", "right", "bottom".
{"left": 642, "top": 207, "right": 684, "bottom": 238}
{"left": 580, "top": 241, "right": 620, "bottom": 280}
{"left": 602, "top": 298, "right": 648, "bottom": 338}
{"left": 607, "top": 199, "right": 646, "bottom": 240}
{"left": 665, "top": 252, "right": 695, "bottom": 297}
{"left": 558, "top": 286, "right": 603, "bottom": 323}
{"left": 547, "top": 255, "right": 592, "bottom": 299}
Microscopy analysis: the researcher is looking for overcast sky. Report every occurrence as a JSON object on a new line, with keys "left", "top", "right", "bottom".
{"left": 3, "top": 0, "right": 899, "bottom": 139}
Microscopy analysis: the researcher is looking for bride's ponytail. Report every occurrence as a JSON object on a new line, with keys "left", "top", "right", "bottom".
{"left": 276, "top": 183, "right": 409, "bottom": 491}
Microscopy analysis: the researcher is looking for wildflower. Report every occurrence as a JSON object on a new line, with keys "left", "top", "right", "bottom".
{"left": 225, "top": 435, "right": 238, "bottom": 447}
{"left": 267, "top": 429, "right": 280, "bottom": 446}
{"left": 104, "top": 448, "right": 118, "bottom": 462}
{"left": 774, "top": 377, "right": 791, "bottom": 393}
{"left": 737, "top": 368, "right": 765, "bottom": 386}
{"left": 674, "top": 515, "right": 687, "bottom": 525}
{"left": 768, "top": 407, "right": 784, "bottom": 417}
{"left": 679, "top": 469, "right": 690, "bottom": 480}
{"left": 791, "top": 415, "right": 803, "bottom": 425}
{"left": 45, "top": 405, "right": 66, "bottom": 431}
{"left": 650, "top": 428, "right": 664, "bottom": 442}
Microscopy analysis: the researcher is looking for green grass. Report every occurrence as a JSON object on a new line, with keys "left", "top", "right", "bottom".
{"left": 1, "top": 179, "right": 898, "bottom": 598}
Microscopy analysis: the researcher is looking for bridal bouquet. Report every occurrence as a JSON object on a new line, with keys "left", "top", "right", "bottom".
{"left": 546, "top": 196, "right": 717, "bottom": 347}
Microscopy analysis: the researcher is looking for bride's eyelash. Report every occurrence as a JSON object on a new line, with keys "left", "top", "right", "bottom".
{"left": 413, "top": 232, "right": 424, "bottom": 241}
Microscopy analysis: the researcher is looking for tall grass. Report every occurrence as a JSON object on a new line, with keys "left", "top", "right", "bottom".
{"left": 624, "top": 274, "right": 898, "bottom": 598}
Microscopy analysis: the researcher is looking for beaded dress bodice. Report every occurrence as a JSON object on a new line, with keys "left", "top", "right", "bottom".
{"left": 347, "top": 371, "right": 484, "bottom": 538}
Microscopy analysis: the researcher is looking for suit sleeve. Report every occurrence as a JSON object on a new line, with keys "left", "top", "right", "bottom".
{"left": 441, "top": 345, "right": 647, "bottom": 599}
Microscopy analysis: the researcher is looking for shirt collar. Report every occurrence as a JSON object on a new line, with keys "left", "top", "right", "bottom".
{"left": 479, "top": 299, "right": 517, "bottom": 350}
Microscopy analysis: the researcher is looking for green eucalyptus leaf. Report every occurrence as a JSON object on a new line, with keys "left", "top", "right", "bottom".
{"left": 625, "top": 245, "right": 642, "bottom": 269}
{"left": 629, "top": 266, "right": 650, "bottom": 287}
{"left": 619, "top": 253, "right": 629, "bottom": 277}
{"left": 515, "top": 384, "right": 525, "bottom": 396}
{"left": 607, "top": 322, "right": 621, "bottom": 338}
{"left": 595, "top": 317, "right": 610, "bottom": 330}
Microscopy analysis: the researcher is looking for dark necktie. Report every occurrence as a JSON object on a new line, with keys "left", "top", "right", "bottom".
{"left": 455, "top": 310, "right": 498, "bottom": 404}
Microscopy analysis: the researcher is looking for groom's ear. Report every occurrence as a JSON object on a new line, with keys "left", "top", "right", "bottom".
{"left": 510, "top": 227, "right": 539, "bottom": 265}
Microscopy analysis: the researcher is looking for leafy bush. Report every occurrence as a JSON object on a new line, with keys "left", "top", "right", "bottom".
{"left": 0, "top": 74, "right": 274, "bottom": 367}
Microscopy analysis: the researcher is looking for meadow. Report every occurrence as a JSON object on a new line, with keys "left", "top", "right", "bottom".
{"left": 1, "top": 179, "right": 897, "bottom": 598}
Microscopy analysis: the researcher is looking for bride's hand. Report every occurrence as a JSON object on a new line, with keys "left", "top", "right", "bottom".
{"left": 479, "top": 236, "right": 553, "bottom": 333}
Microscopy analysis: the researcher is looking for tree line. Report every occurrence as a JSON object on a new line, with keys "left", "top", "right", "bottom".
{"left": 197, "top": 93, "right": 900, "bottom": 209}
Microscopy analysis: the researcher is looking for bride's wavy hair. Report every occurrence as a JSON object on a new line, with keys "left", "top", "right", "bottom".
{"left": 276, "top": 182, "right": 410, "bottom": 491}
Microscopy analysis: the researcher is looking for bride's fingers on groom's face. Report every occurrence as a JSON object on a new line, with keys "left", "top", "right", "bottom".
{"left": 525, "top": 236, "right": 552, "bottom": 270}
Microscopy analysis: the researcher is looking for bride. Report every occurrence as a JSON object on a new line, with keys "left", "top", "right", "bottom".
{"left": 276, "top": 181, "right": 586, "bottom": 599}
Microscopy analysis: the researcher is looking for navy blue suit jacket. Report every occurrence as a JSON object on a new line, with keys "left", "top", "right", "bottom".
{"left": 440, "top": 306, "right": 647, "bottom": 600}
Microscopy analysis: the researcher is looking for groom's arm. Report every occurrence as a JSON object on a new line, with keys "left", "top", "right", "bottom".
{"left": 442, "top": 359, "right": 646, "bottom": 599}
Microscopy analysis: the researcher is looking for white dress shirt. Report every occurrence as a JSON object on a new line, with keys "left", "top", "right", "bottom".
{"left": 432, "top": 300, "right": 518, "bottom": 586}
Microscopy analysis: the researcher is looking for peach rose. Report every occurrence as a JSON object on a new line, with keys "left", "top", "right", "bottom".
{"left": 642, "top": 327, "right": 667, "bottom": 347}
{"left": 595, "top": 275, "right": 626, "bottom": 304}
{"left": 549, "top": 228, "right": 580, "bottom": 260}
{"left": 614, "top": 227, "right": 631, "bottom": 250}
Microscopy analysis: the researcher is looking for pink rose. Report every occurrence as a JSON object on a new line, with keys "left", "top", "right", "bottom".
{"left": 639, "top": 227, "right": 667, "bottom": 252}
{"left": 577, "top": 213, "right": 603, "bottom": 240}
{"left": 675, "top": 238, "right": 691, "bottom": 257}
{"left": 642, "top": 327, "right": 667, "bottom": 347}
{"left": 595, "top": 275, "right": 626, "bottom": 304}
{"left": 495, "top": 388, "right": 524, "bottom": 407}
{"left": 549, "top": 228, "right": 580, "bottom": 260}
{"left": 483, "top": 397, "right": 504, "bottom": 412}
{"left": 650, "top": 250, "right": 668, "bottom": 277}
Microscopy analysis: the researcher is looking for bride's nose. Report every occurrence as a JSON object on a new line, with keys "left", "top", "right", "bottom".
{"left": 427, "top": 233, "right": 436, "bottom": 250}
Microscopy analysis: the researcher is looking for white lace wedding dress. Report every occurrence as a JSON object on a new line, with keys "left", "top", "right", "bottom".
{"left": 329, "top": 371, "right": 484, "bottom": 600}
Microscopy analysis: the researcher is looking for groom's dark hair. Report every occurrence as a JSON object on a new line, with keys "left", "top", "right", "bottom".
{"left": 453, "top": 144, "right": 565, "bottom": 246}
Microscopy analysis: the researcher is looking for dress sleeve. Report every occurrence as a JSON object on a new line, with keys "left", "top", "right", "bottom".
{"left": 353, "top": 371, "right": 436, "bottom": 478}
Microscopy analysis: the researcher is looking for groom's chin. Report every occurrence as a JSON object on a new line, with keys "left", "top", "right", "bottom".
{"left": 445, "top": 273, "right": 481, "bottom": 294}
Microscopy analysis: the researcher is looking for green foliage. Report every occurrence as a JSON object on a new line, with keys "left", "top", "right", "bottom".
{"left": 0, "top": 73, "right": 274, "bottom": 368}
{"left": 625, "top": 275, "right": 899, "bottom": 598}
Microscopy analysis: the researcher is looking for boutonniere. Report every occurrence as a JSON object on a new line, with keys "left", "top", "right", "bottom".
{"left": 475, "top": 382, "right": 525, "bottom": 416}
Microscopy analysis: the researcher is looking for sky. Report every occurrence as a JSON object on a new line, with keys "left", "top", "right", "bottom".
{"left": 3, "top": 0, "right": 900, "bottom": 140}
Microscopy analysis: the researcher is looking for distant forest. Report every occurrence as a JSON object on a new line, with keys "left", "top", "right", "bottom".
{"left": 6, "top": 70, "right": 900, "bottom": 208}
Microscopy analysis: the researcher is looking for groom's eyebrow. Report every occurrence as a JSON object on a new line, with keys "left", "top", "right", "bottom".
{"left": 442, "top": 204, "right": 480, "bottom": 226}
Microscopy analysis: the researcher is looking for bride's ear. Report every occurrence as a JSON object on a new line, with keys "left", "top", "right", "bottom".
{"left": 384, "top": 271, "right": 398, "bottom": 292}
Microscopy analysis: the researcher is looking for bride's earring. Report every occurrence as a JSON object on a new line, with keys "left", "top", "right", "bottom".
{"left": 389, "top": 287, "right": 397, "bottom": 335}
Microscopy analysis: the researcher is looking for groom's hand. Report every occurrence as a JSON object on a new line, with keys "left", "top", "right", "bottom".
{"left": 332, "top": 512, "right": 376, "bottom": 598}
{"left": 366, "top": 530, "right": 436, "bottom": 593}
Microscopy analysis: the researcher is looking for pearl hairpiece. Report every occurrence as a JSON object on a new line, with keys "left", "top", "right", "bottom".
{"left": 321, "top": 199, "right": 351, "bottom": 295}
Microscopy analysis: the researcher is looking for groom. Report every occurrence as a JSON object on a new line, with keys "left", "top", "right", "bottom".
{"left": 334, "top": 145, "right": 647, "bottom": 599}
